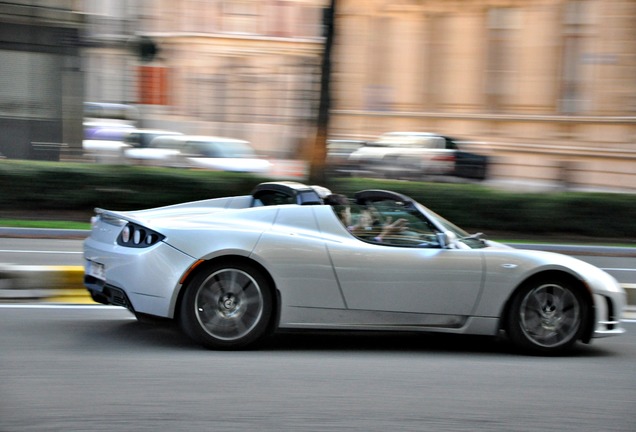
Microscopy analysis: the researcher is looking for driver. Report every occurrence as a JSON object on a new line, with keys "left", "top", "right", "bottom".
{"left": 324, "top": 193, "right": 408, "bottom": 243}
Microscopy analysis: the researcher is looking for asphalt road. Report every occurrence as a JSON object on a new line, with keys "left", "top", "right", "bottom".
{"left": 0, "top": 306, "right": 634, "bottom": 432}
{"left": 0, "top": 238, "right": 84, "bottom": 266}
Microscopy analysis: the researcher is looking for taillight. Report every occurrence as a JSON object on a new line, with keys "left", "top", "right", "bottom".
{"left": 117, "top": 223, "right": 165, "bottom": 248}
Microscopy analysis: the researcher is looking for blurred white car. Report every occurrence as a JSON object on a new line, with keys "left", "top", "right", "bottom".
{"left": 122, "top": 130, "right": 184, "bottom": 164}
{"left": 326, "top": 139, "right": 367, "bottom": 176}
{"left": 349, "top": 132, "right": 488, "bottom": 180}
{"left": 125, "top": 135, "right": 271, "bottom": 173}
{"left": 124, "top": 129, "right": 184, "bottom": 149}
{"left": 82, "top": 125, "right": 135, "bottom": 163}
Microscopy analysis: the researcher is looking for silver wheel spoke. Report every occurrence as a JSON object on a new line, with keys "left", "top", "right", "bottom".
{"left": 194, "top": 268, "right": 264, "bottom": 341}
{"left": 199, "top": 284, "right": 218, "bottom": 306}
{"left": 519, "top": 283, "right": 581, "bottom": 348}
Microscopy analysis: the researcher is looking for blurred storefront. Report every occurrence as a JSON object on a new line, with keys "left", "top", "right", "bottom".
{"left": 0, "top": 1, "right": 84, "bottom": 160}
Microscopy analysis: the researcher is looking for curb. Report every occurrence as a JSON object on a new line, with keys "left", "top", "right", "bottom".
{"left": 0, "top": 265, "right": 94, "bottom": 304}
{"left": 0, "top": 265, "right": 635, "bottom": 319}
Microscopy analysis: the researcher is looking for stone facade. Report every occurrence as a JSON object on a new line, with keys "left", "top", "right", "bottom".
{"left": 81, "top": 0, "right": 636, "bottom": 191}
{"left": 82, "top": 0, "right": 327, "bottom": 158}
{"left": 329, "top": 0, "right": 636, "bottom": 191}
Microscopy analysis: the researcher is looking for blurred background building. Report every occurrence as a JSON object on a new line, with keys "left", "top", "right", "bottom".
{"left": 1, "top": 0, "right": 635, "bottom": 191}
{"left": 0, "top": 0, "right": 84, "bottom": 160}
{"left": 328, "top": 0, "right": 636, "bottom": 191}
{"left": 81, "top": 0, "right": 326, "bottom": 158}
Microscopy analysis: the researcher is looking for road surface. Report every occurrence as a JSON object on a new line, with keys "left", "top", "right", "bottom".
{"left": 1, "top": 306, "right": 634, "bottom": 432}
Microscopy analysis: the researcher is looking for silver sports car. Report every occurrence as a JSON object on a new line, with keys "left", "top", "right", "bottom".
{"left": 84, "top": 181, "right": 626, "bottom": 354}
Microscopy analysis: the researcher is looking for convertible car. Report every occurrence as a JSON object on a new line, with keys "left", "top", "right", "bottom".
{"left": 83, "top": 181, "right": 626, "bottom": 354}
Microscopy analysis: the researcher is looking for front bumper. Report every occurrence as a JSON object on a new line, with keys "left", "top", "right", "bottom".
{"left": 592, "top": 292, "right": 627, "bottom": 338}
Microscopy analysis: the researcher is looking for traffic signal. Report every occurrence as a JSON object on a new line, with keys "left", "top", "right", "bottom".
{"left": 138, "top": 36, "right": 158, "bottom": 63}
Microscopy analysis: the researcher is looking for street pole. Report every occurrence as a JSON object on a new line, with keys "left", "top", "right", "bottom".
{"left": 308, "top": 0, "right": 336, "bottom": 185}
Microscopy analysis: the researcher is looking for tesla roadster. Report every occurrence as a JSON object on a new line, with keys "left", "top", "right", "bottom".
{"left": 83, "top": 181, "right": 626, "bottom": 354}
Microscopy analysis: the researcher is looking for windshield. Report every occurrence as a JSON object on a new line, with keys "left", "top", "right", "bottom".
{"left": 187, "top": 141, "right": 256, "bottom": 158}
{"left": 413, "top": 202, "right": 487, "bottom": 249}
{"left": 344, "top": 200, "right": 441, "bottom": 248}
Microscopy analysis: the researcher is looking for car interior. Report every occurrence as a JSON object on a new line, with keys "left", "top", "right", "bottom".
{"left": 250, "top": 182, "right": 442, "bottom": 247}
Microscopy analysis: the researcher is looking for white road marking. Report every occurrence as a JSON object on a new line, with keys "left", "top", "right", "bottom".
{"left": 0, "top": 249, "right": 82, "bottom": 254}
{"left": 0, "top": 304, "right": 116, "bottom": 309}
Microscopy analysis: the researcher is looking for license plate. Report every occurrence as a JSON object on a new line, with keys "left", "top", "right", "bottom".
{"left": 85, "top": 260, "right": 105, "bottom": 281}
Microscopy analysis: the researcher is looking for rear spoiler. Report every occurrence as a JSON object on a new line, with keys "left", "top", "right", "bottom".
{"left": 94, "top": 208, "right": 138, "bottom": 226}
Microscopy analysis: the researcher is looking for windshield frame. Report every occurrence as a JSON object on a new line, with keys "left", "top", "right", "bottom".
{"left": 413, "top": 201, "right": 487, "bottom": 249}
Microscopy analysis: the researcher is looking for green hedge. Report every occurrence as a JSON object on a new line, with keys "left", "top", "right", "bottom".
{"left": 0, "top": 160, "right": 263, "bottom": 212}
{"left": 330, "top": 178, "right": 636, "bottom": 239}
{"left": 1, "top": 160, "right": 634, "bottom": 239}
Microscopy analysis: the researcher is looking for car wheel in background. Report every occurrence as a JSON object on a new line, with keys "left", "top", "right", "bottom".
{"left": 179, "top": 262, "right": 273, "bottom": 350}
{"left": 506, "top": 277, "right": 587, "bottom": 355}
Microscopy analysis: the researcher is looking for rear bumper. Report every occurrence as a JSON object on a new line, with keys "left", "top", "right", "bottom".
{"left": 85, "top": 275, "right": 135, "bottom": 312}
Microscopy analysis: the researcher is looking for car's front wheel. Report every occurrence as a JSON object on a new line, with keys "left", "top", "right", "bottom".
{"left": 507, "top": 277, "right": 587, "bottom": 355}
{"left": 179, "top": 262, "right": 273, "bottom": 350}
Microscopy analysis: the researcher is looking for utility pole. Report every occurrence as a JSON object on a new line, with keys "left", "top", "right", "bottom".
{"left": 308, "top": 0, "right": 336, "bottom": 185}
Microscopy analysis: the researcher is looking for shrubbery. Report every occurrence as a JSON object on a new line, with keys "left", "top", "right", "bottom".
{"left": 1, "top": 160, "right": 634, "bottom": 239}
{"left": 331, "top": 178, "right": 635, "bottom": 239}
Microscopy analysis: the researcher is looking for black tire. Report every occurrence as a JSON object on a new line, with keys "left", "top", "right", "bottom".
{"left": 179, "top": 262, "right": 273, "bottom": 350}
{"left": 506, "top": 277, "right": 587, "bottom": 355}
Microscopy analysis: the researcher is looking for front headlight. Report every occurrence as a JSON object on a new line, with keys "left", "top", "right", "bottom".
{"left": 117, "top": 223, "right": 165, "bottom": 248}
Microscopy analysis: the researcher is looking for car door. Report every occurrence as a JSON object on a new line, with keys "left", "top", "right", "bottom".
{"left": 325, "top": 193, "right": 484, "bottom": 321}
{"left": 327, "top": 242, "right": 483, "bottom": 318}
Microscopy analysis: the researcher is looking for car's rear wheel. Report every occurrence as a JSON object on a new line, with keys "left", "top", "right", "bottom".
{"left": 507, "top": 277, "right": 586, "bottom": 355}
{"left": 179, "top": 262, "right": 272, "bottom": 350}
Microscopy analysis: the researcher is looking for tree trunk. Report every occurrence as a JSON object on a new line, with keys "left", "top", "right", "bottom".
{"left": 308, "top": 0, "right": 336, "bottom": 185}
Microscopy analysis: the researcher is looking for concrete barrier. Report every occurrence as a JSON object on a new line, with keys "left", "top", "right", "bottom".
{"left": 0, "top": 264, "right": 634, "bottom": 319}
{"left": 0, "top": 265, "right": 93, "bottom": 304}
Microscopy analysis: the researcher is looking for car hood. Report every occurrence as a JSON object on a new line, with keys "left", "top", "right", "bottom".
{"left": 482, "top": 247, "right": 623, "bottom": 296}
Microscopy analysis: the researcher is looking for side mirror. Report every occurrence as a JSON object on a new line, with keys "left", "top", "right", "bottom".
{"left": 436, "top": 232, "right": 448, "bottom": 248}
{"left": 436, "top": 231, "right": 458, "bottom": 249}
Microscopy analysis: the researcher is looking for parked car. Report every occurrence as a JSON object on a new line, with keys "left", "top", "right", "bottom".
{"left": 124, "top": 135, "right": 271, "bottom": 173}
{"left": 84, "top": 181, "right": 625, "bottom": 354}
{"left": 84, "top": 102, "right": 138, "bottom": 123}
{"left": 82, "top": 102, "right": 138, "bottom": 163}
{"left": 348, "top": 132, "right": 489, "bottom": 180}
{"left": 326, "top": 139, "right": 367, "bottom": 176}
{"left": 123, "top": 129, "right": 183, "bottom": 149}
{"left": 122, "top": 129, "right": 184, "bottom": 165}
{"left": 82, "top": 125, "right": 135, "bottom": 163}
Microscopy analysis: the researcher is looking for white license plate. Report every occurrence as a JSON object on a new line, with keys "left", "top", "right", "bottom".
{"left": 85, "top": 260, "right": 105, "bottom": 281}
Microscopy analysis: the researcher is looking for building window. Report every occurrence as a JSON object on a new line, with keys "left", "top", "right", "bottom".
{"left": 365, "top": 16, "right": 393, "bottom": 110}
{"left": 222, "top": 0, "right": 259, "bottom": 34}
{"left": 0, "top": 50, "right": 61, "bottom": 119}
{"left": 560, "top": 0, "right": 593, "bottom": 114}
{"left": 426, "top": 14, "right": 449, "bottom": 110}
{"left": 485, "top": 8, "right": 521, "bottom": 113}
